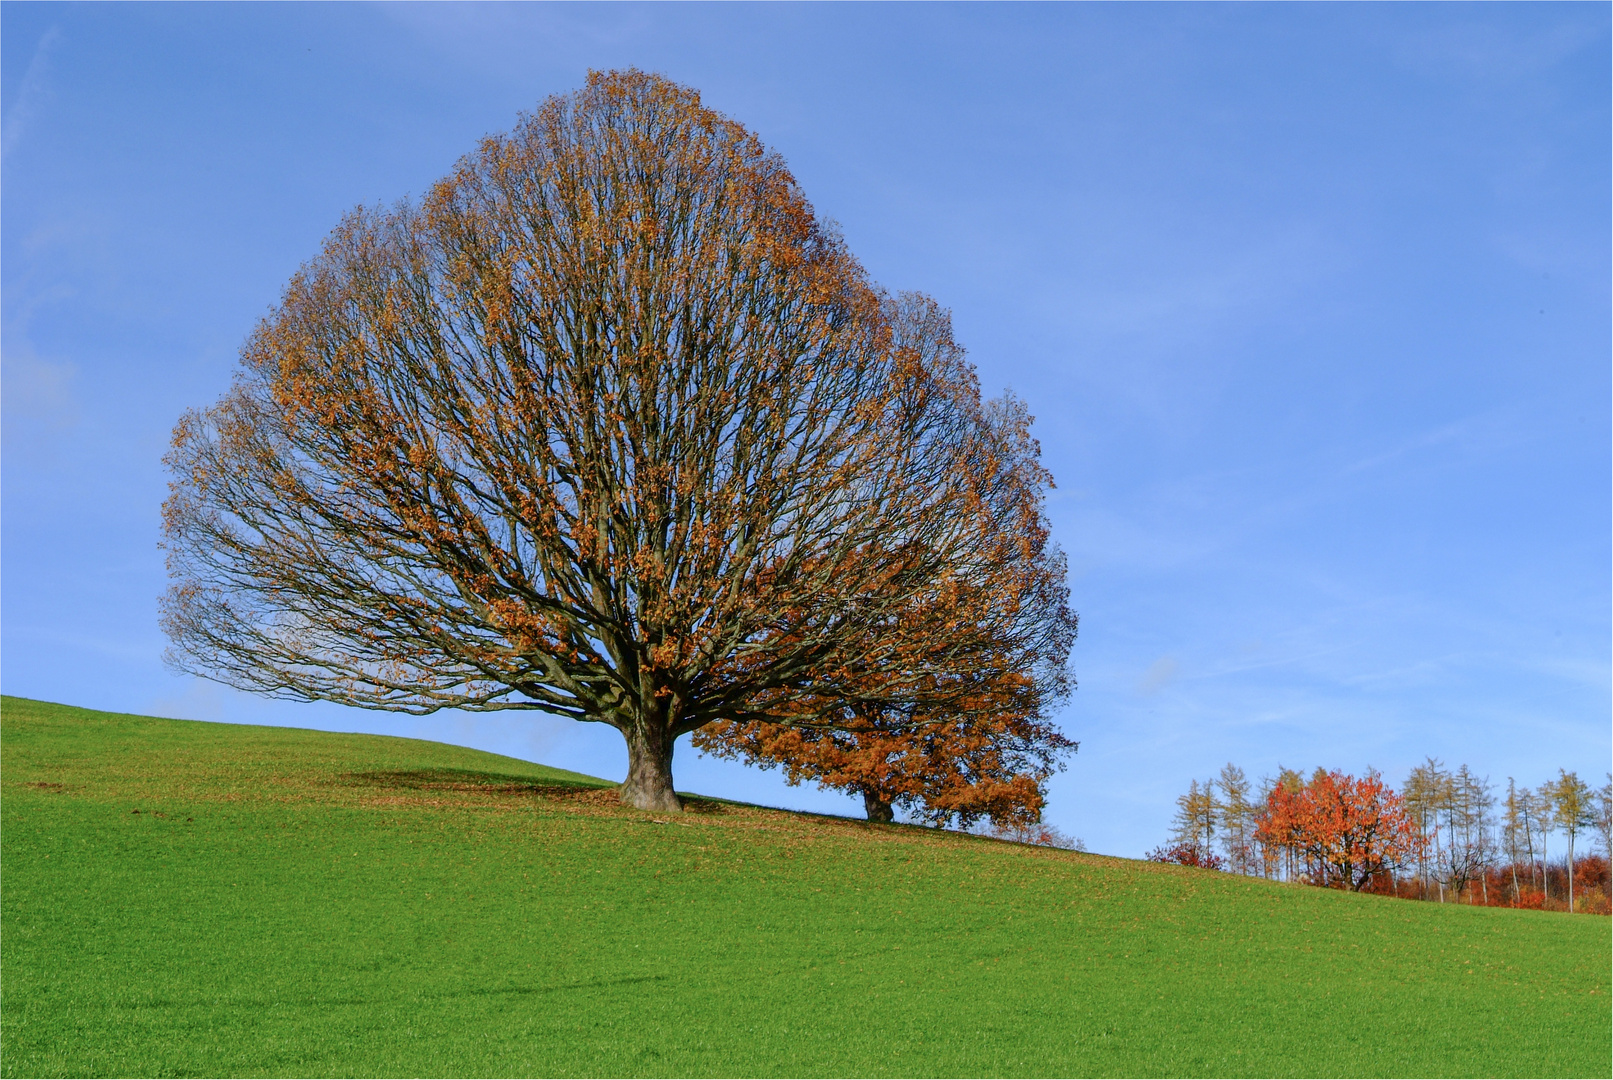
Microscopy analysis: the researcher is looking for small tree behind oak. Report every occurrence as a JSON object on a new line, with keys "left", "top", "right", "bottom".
{"left": 161, "top": 71, "right": 1066, "bottom": 812}
{"left": 693, "top": 661, "right": 1073, "bottom": 828}
{"left": 693, "top": 389, "right": 1076, "bottom": 828}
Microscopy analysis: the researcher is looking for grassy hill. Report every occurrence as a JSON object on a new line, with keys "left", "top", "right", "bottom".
{"left": 2, "top": 696, "right": 1607, "bottom": 1078}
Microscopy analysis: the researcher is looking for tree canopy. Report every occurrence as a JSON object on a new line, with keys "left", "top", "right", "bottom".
{"left": 161, "top": 70, "right": 1076, "bottom": 812}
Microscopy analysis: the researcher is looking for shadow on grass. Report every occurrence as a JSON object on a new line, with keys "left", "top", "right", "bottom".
{"left": 678, "top": 796, "right": 731, "bottom": 814}
{"left": 342, "top": 768, "right": 733, "bottom": 816}
{"left": 345, "top": 767, "right": 608, "bottom": 798}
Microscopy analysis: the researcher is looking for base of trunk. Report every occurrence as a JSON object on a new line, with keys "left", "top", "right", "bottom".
{"left": 620, "top": 777, "right": 682, "bottom": 813}
{"left": 620, "top": 724, "right": 682, "bottom": 813}
{"left": 863, "top": 791, "right": 894, "bottom": 824}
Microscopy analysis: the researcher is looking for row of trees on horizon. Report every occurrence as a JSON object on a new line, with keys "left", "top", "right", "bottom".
{"left": 1152, "top": 762, "right": 1611, "bottom": 914}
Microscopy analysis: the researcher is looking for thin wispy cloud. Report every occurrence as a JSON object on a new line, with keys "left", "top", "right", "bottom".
{"left": 2, "top": 26, "right": 60, "bottom": 162}
{"left": 1340, "top": 410, "right": 1523, "bottom": 477}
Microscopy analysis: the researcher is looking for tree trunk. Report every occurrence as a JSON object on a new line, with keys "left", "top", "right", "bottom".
{"left": 863, "top": 791, "right": 894, "bottom": 824}
{"left": 1566, "top": 835, "right": 1575, "bottom": 913}
{"left": 619, "top": 722, "right": 681, "bottom": 813}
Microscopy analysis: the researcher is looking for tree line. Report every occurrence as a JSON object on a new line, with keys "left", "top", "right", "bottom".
{"left": 1152, "top": 762, "right": 1612, "bottom": 914}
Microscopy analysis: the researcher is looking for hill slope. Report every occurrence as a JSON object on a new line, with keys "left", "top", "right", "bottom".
{"left": 2, "top": 696, "right": 1607, "bottom": 1078}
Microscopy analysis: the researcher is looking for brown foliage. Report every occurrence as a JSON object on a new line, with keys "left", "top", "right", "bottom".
{"left": 161, "top": 70, "right": 1073, "bottom": 813}
{"left": 693, "top": 669, "right": 1075, "bottom": 829}
{"left": 1146, "top": 842, "right": 1226, "bottom": 870}
{"left": 692, "top": 389, "right": 1076, "bottom": 829}
{"left": 1465, "top": 857, "right": 1611, "bottom": 914}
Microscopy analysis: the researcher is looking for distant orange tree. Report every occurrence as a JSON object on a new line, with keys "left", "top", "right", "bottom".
{"left": 1255, "top": 770, "right": 1420, "bottom": 891}
{"left": 160, "top": 70, "right": 1074, "bottom": 813}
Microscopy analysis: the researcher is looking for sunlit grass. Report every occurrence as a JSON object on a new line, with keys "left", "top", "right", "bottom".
{"left": 2, "top": 696, "right": 1607, "bottom": 1078}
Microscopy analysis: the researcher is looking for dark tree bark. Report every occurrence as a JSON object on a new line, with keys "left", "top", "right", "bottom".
{"left": 621, "top": 720, "right": 681, "bottom": 813}
{"left": 863, "top": 790, "right": 895, "bottom": 823}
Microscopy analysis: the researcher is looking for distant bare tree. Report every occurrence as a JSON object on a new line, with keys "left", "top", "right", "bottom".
{"left": 1517, "top": 785, "right": 1547, "bottom": 895}
{"left": 1597, "top": 775, "right": 1612, "bottom": 860}
{"left": 1217, "top": 763, "right": 1256, "bottom": 875}
{"left": 1170, "top": 779, "right": 1219, "bottom": 865}
{"left": 1502, "top": 778, "right": 1527, "bottom": 902}
{"left": 1402, "top": 758, "right": 1446, "bottom": 899}
{"left": 1548, "top": 770, "right": 1594, "bottom": 913}
{"left": 1444, "top": 766, "right": 1494, "bottom": 903}
{"left": 1530, "top": 783, "right": 1554, "bottom": 903}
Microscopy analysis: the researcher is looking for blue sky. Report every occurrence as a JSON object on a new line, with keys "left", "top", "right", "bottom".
{"left": 4, "top": 3, "right": 1607, "bottom": 857}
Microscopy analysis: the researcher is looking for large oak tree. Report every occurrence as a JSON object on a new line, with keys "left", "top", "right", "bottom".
{"left": 162, "top": 70, "right": 1075, "bottom": 812}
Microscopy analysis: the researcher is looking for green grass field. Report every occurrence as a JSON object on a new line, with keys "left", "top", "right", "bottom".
{"left": 2, "top": 696, "right": 1607, "bottom": 1078}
